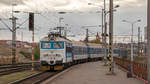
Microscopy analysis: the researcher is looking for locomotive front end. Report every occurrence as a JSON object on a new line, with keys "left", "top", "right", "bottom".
{"left": 40, "top": 40, "right": 65, "bottom": 70}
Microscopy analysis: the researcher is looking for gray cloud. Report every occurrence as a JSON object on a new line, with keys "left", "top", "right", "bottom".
{"left": 0, "top": 0, "right": 25, "bottom": 6}
{"left": 0, "top": 0, "right": 146, "bottom": 13}
{"left": 0, "top": 0, "right": 147, "bottom": 42}
{"left": 117, "top": 0, "right": 146, "bottom": 7}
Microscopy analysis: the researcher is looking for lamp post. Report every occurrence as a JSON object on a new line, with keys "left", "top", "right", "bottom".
{"left": 122, "top": 19, "right": 141, "bottom": 75}
{"left": 88, "top": 3, "right": 104, "bottom": 35}
{"left": 88, "top": 2, "right": 119, "bottom": 66}
{"left": 88, "top": 2, "right": 107, "bottom": 65}
{"left": 147, "top": 0, "right": 150, "bottom": 83}
{"left": 88, "top": 3, "right": 104, "bottom": 38}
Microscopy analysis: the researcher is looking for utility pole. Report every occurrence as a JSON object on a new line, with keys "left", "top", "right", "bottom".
{"left": 64, "top": 24, "right": 70, "bottom": 38}
{"left": 11, "top": 16, "right": 17, "bottom": 64}
{"left": 103, "top": 0, "right": 107, "bottom": 66}
{"left": 144, "top": 26, "right": 147, "bottom": 57}
{"left": 64, "top": 29, "right": 67, "bottom": 38}
{"left": 64, "top": 27, "right": 70, "bottom": 38}
{"left": 109, "top": 0, "right": 114, "bottom": 73}
{"left": 11, "top": 3, "right": 18, "bottom": 64}
{"left": 32, "top": 30, "right": 34, "bottom": 71}
{"left": 131, "top": 23, "right": 134, "bottom": 63}
{"left": 138, "top": 27, "right": 140, "bottom": 56}
{"left": 59, "top": 17, "right": 64, "bottom": 36}
{"left": 1, "top": 3, "right": 29, "bottom": 64}
{"left": 21, "top": 32, "right": 23, "bottom": 49}
{"left": 64, "top": 24, "right": 67, "bottom": 38}
{"left": 147, "top": 0, "right": 150, "bottom": 83}
{"left": 101, "top": 9, "right": 104, "bottom": 39}
{"left": 140, "top": 30, "right": 143, "bottom": 57}
{"left": 21, "top": 32, "right": 23, "bottom": 42}
{"left": 0, "top": 17, "right": 18, "bottom": 64}
{"left": 101, "top": 8, "right": 104, "bottom": 43}
{"left": 0, "top": 3, "right": 29, "bottom": 64}
{"left": 85, "top": 29, "right": 89, "bottom": 42}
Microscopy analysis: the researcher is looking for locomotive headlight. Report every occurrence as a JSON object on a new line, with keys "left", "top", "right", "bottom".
{"left": 56, "top": 54, "right": 61, "bottom": 57}
{"left": 43, "top": 54, "right": 48, "bottom": 57}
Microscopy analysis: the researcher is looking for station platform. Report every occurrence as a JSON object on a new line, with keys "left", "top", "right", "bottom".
{"left": 43, "top": 61, "right": 145, "bottom": 84}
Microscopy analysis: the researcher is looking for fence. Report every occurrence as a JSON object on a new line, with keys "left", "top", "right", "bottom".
{"left": 114, "top": 57, "right": 147, "bottom": 80}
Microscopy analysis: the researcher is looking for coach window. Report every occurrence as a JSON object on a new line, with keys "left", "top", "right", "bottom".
{"left": 94, "top": 48, "right": 96, "bottom": 54}
{"left": 78, "top": 47, "right": 81, "bottom": 54}
{"left": 79, "top": 47, "right": 82, "bottom": 54}
{"left": 100, "top": 48, "right": 102, "bottom": 53}
{"left": 80, "top": 47, "right": 82, "bottom": 54}
{"left": 96, "top": 48, "right": 98, "bottom": 54}
{"left": 81, "top": 47, "right": 83, "bottom": 54}
{"left": 84, "top": 48, "right": 86, "bottom": 54}
{"left": 74, "top": 47, "right": 77, "bottom": 54}
{"left": 66, "top": 46, "right": 72, "bottom": 53}
{"left": 92, "top": 48, "right": 95, "bottom": 54}
{"left": 83, "top": 47, "right": 85, "bottom": 54}
{"left": 113, "top": 49, "right": 118, "bottom": 54}
{"left": 95, "top": 48, "right": 97, "bottom": 54}
{"left": 97, "top": 49, "right": 99, "bottom": 54}
{"left": 92, "top": 48, "right": 94, "bottom": 54}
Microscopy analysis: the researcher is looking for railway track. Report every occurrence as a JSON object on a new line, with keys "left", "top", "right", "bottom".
{"left": 0, "top": 62, "right": 40, "bottom": 76}
{"left": 0, "top": 67, "right": 26, "bottom": 76}
{"left": 0, "top": 62, "right": 39, "bottom": 69}
{"left": 9, "top": 71, "right": 59, "bottom": 84}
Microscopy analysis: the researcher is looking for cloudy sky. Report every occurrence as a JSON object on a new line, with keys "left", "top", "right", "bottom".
{"left": 0, "top": 0, "right": 147, "bottom": 42}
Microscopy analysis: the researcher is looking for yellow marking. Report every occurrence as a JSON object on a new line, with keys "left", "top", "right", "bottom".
{"left": 41, "top": 66, "right": 50, "bottom": 71}
{"left": 54, "top": 65, "right": 63, "bottom": 70}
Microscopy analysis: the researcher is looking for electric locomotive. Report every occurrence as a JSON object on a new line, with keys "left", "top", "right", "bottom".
{"left": 40, "top": 33, "right": 73, "bottom": 70}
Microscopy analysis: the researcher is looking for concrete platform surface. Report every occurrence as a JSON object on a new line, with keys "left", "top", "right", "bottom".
{"left": 43, "top": 62, "right": 145, "bottom": 84}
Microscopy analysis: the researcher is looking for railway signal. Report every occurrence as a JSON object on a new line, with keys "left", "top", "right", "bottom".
{"left": 29, "top": 13, "right": 34, "bottom": 31}
{"left": 28, "top": 12, "right": 35, "bottom": 71}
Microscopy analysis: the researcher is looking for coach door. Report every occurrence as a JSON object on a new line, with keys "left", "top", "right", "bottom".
{"left": 66, "top": 42, "right": 73, "bottom": 63}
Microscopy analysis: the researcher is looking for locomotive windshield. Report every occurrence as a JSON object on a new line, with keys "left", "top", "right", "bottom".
{"left": 53, "top": 42, "right": 64, "bottom": 48}
{"left": 42, "top": 43, "right": 51, "bottom": 48}
{"left": 41, "top": 41, "right": 64, "bottom": 49}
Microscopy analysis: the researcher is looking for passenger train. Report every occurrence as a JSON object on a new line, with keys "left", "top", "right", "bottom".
{"left": 40, "top": 33, "right": 128, "bottom": 71}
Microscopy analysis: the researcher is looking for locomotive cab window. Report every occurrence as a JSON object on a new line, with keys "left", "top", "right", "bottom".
{"left": 43, "top": 43, "right": 51, "bottom": 48}
{"left": 41, "top": 42, "right": 51, "bottom": 49}
{"left": 53, "top": 42, "right": 64, "bottom": 49}
{"left": 41, "top": 41, "right": 64, "bottom": 49}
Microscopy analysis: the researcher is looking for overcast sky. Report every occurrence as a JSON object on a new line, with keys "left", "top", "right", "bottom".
{"left": 0, "top": 0, "right": 147, "bottom": 42}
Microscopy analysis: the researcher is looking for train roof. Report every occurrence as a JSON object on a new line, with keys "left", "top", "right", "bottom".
{"left": 40, "top": 35, "right": 103, "bottom": 48}
{"left": 40, "top": 36, "right": 71, "bottom": 43}
{"left": 71, "top": 41, "right": 103, "bottom": 48}
{"left": 87, "top": 43, "right": 102, "bottom": 47}
{"left": 71, "top": 41, "right": 87, "bottom": 46}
